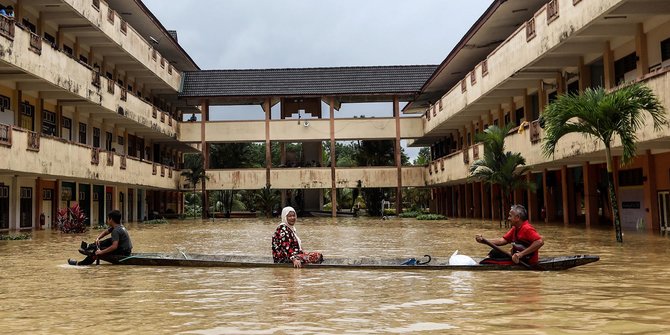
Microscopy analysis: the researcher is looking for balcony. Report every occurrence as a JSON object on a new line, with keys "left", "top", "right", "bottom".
{"left": 198, "top": 166, "right": 425, "bottom": 190}
{"left": 0, "top": 127, "right": 179, "bottom": 189}
{"left": 60, "top": 0, "right": 182, "bottom": 90}
{"left": 178, "top": 117, "right": 424, "bottom": 143}
{"left": 0, "top": 15, "right": 14, "bottom": 40}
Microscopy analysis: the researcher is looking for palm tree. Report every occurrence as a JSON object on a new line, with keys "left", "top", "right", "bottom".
{"left": 256, "top": 185, "right": 280, "bottom": 218}
{"left": 469, "top": 124, "right": 535, "bottom": 226}
{"left": 542, "top": 83, "right": 667, "bottom": 243}
{"left": 181, "top": 153, "right": 209, "bottom": 219}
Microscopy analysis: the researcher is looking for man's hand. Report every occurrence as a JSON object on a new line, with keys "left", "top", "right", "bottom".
{"left": 475, "top": 235, "right": 484, "bottom": 243}
{"left": 511, "top": 253, "right": 521, "bottom": 264}
{"left": 292, "top": 258, "right": 302, "bottom": 268}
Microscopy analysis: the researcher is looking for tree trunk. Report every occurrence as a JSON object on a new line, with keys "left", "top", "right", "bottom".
{"left": 605, "top": 146, "right": 623, "bottom": 243}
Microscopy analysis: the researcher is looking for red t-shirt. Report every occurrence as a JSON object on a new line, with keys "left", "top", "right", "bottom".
{"left": 503, "top": 220, "right": 542, "bottom": 264}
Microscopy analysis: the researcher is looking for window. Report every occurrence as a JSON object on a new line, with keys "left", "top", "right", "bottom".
{"left": 79, "top": 55, "right": 88, "bottom": 64}
{"left": 106, "top": 132, "right": 112, "bottom": 151}
{"left": 93, "top": 127, "right": 100, "bottom": 148}
{"left": 117, "top": 136, "right": 124, "bottom": 145}
{"left": 43, "top": 189, "right": 52, "bottom": 200}
{"left": 661, "top": 38, "right": 670, "bottom": 62}
{"left": 62, "top": 117, "right": 71, "bottom": 129}
{"left": 22, "top": 19, "right": 36, "bottom": 33}
{"left": 20, "top": 187, "right": 32, "bottom": 199}
{"left": 0, "top": 95, "right": 9, "bottom": 111}
{"left": 504, "top": 112, "right": 511, "bottom": 125}
{"left": 0, "top": 186, "right": 8, "bottom": 198}
{"left": 515, "top": 107, "right": 525, "bottom": 126}
{"left": 619, "top": 168, "right": 644, "bottom": 187}
{"left": 63, "top": 45, "right": 73, "bottom": 56}
{"left": 79, "top": 122, "right": 87, "bottom": 144}
{"left": 529, "top": 93, "right": 540, "bottom": 121}
{"left": 42, "top": 110, "right": 57, "bottom": 136}
{"left": 43, "top": 32, "right": 56, "bottom": 46}
{"left": 614, "top": 52, "right": 637, "bottom": 85}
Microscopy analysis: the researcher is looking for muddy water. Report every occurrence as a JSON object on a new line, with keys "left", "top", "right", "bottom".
{"left": 1, "top": 217, "right": 669, "bottom": 334}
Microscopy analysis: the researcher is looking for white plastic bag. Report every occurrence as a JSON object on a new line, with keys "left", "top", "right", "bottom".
{"left": 449, "top": 250, "right": 477, "bottom": 265}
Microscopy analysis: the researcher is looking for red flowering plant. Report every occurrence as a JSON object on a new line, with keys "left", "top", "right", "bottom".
{"left": 57, "top": 203, "right": 88, "bottom": 234}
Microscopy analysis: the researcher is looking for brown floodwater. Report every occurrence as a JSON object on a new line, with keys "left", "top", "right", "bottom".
{"left": 1, "top": 217, "right": 669, "bottom": 334}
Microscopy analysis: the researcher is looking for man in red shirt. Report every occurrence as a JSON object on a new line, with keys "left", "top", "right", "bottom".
{"left": 476, "top": 204, "right": 544, "bottom": 265}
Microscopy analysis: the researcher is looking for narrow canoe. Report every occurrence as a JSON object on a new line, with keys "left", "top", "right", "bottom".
{"left": 100, "top": 253, "right": 599, "bottom": 271}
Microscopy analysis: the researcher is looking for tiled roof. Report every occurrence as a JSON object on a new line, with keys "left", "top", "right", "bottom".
{"left": 179, "top": 65, "right": 438, "bottom": 97}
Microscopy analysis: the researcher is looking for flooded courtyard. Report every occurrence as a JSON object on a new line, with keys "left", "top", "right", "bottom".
{"left": 1, "top": 217, "right": 669, "bottom": 334}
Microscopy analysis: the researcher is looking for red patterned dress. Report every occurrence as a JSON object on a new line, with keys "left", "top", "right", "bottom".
{"left": 271, "top": 223, "right": 322, "bottom": 264}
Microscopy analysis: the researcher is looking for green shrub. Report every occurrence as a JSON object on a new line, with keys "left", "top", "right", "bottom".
{"left": 399, "top": 211, "right": 420, "bottom": 218}
{"left": 383, "top": 208, "right": 396, "bottom": 216}
{"left": 416, "top": 214, "right": 447, "bottom": 220}
{"left": 0, "top": 233, "right": 31, "bottom": 240}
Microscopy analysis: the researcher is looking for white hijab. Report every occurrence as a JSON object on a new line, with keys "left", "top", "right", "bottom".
{"left": 279, "top": 206, "right": 302, "bottom": 251}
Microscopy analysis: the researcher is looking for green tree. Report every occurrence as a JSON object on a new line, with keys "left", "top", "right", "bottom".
{"left": 469, "top": 124, "right": 534, "bottom": 225}
{"left": 181, "top": 153, "right": 209, "bottom": 219}
{"left": 354, "top": 140, "right": 400, "bottom": 216}
{"left": 542, "top": 83, "right": 667, "bottom": 242}
{"left": 413, "top": 147, "right": 431, "bottom": 166}
{"left": 256, "top": 185, "right": 280, "bottom": 218}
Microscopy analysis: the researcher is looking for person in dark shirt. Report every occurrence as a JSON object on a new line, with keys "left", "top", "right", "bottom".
{"left": 68, "top": 210, "right": 132, "bottom": 266}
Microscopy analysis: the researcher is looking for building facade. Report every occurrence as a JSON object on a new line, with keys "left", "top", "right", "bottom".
{"left": 2, "top": 0, "right": 670, "bottom": 235}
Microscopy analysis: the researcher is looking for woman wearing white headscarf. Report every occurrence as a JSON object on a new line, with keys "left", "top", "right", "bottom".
{"left": 271, "top": 206, "right": 323, "bottom": 267}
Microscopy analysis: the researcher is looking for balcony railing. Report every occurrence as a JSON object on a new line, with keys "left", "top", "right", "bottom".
{"left": 120, "top": 155, "right": 127, "bottom": 170}
{"left": 152, "top": 162, "right": 157, "bottom": 175}
{"left": 473, "top": 144, "right": 479, "bottom": 160}
{"left": 481, "top": 59, "right": 488, "bottom": 77}
{"left": 463, "top": 149, "right": 470, "bottom": 164}
{"left": 160, "top": 165, "right": 165, "bottom": 177}
{"left": 92, "top": 70, "right": 101, "bottom": 88}
{"left": 0, "top": 123, "right": 12, "bottom": 146}
{"left": 107, "top": 8, "right": 115, "bottom": 23}
{"left": 29, "top": 31, "right": 42, "bottom": 55}
{"left": 168, "top": 167, "right": 173, "bottom": 178}
{"left": 91, "top": 147, "right": 100, "bottom": 165}
{"left": 27, "top": 131, "right": 40, "bottom": 151}
{"left": 530, "top": 120, "right": 542, "bottom": 144}
{"left": 152, "top": 107, "right": 157, "bottom": 119}
{"left": 120, "top": 87, "right": 127, "bottom": 101}
{"left": 0, "top": 15, "right": 14, "bottom": 40}
{"left": 120, "top": 20, "right": 127, "bottom": 35}
{"left": 526, "top": 17, "right": 536, "bottom": 41}
{"left": 107, "top": 151, "right": 114, "bottom": 166}
{"left": 160, "top": 112, "right": 165, "bottom": 123}
{"left": 440, "top": 158, "right": 445, "bottom": 171}
{"left": 92, "top": 0, "right": 100, "bottom": 10}
{"left": 547, "top": 0, "right": 559, "bottom": 23}
{"left": 106, "top": 78, "right": 115, "bottom": 94}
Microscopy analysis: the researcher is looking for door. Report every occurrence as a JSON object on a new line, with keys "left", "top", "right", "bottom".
{"left": 20, "top": 187, "right": 33, "bottom": 228}
{"left": 42, "top": 188, "right": 54, "bottom": 229}
{"left": 0, "top": 185, "right": 8, "bottom": 229}
{"left": 658, "top": 191, "right": 670, "bottom": 232}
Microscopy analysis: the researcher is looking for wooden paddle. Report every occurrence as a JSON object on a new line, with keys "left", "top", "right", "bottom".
{"left": 480, "top": 237, "right": 532, "bottom": 269}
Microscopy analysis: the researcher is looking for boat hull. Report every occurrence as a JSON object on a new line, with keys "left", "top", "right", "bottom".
{"left": 100, "top": 253, "right": 599, "bottom": 271}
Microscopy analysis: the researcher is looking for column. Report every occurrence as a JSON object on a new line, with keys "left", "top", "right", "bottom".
{"left": 393, "top": 96, "right": 403, "bottom": 214}
{"left": 329, "top": 97, "right": 337, "bottom": 217}
{"left": 603, "top": 41, "right": 615, "bottom": 89}
{"left": 36, "top": 178, "right": 42, "bottom": 229}
{"left": 527, "top": 172, "right": 539, "bottom": 223}
{"left": 543, "top": 169, "right": 556, "bottom": 222}
{"left": 642, "top": 150, "right": 658, "bottom": 231}
{"left": 635, "top": 23, "right": 649, "bottom": 78}
{"left": 473, "top": 182, "right": 481, "bottom": 218}
{"left": 583, "top": 162, "right": 598, "bottom": 227}
{"left": 201, "top": 99, "right": 209, "bottom": 219}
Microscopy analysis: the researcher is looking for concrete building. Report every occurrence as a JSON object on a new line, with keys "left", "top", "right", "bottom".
{"left": 2, "top": 0, "right": 670, "bottom": 235}
{"left": 409, "top": 0, "right": 670, "bottom": 234}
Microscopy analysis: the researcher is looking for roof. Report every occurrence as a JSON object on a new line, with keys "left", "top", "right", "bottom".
{"left": 405, "top": 0, "right": 546, "bottom": 112}
{"left": 179, "top": 65, "right": 437, "bottom": 101}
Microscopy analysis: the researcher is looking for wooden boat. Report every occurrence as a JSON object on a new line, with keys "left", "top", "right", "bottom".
{"left": 100, "top": 253, "right": 599, "bottom": 271}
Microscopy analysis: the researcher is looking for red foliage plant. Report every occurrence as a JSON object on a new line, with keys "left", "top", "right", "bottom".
{"left": 57, "top": 203, "right": 88, "bottom": 234}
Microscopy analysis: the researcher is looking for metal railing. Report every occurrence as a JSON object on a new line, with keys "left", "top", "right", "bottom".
{"left": 29, "top": 31, "right": 42, "bottom": 55}
{"left": 27, "top": 131, "right": 40, "bottom": 151}
{"left": 0, "top": 123, "right": 11, "bottom": 146}
{"left": 0, "top": 15, "right": 14, "bottom": 40}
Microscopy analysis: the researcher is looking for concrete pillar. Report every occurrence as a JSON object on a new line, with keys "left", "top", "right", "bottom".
{"left": 603, "top": 41, "right": 615, "bottom": 89}
{"left": 642, "top": 150, "right": 658, "bottom": 231}
{"left": 543, "top": 169, "right": 556, "bottom": 222}
{"left": 481, "top": 182, "right": 490, "bottom": 219}
{"left": 527, "top": 172, "right": 539, "bottom": 223}
{"left": 465, "top": 183, "right": 472, "bottom": 218}
{"left": 329, "top": 97, "right": 337, "bottom": 217}
{"left": 445, "top": 186, "right": 452, "bottom": 217}
{"left": 473, "top": 182, "right": 482, "bottom": 218}
{"left": 583, "top": 162, "right": 598, "bottom": 227}
{"left": 578, "top": 57, "right": 591, "bottom": 93}
{"left": 394, "top": 96, "right": 402, "bottom": 214}
{"left": 509, "top": 98, "right": 517, "bottom": 126}
{"left": 36, "top": 178, "right": 42, "bottom": 229}
{"left": 636, "top": 23, "right": 649, "bottom": 78}
{"left": 201, "top": 99, "right": 209, "bottom": 219}
{"left": 561, "top": 165, "right": 575, "bottom": 225}
{"left": 10, "top": 176, "right": 19, "bottom": 230}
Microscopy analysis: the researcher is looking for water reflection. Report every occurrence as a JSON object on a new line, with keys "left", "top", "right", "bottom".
{"left": 1, "top": 217, "right": 670, "bottom": 334}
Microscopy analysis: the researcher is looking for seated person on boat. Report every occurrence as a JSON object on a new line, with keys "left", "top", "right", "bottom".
{"left": 476, "top": 204, "right": 544, "bottom": 265}
{"left": 68, "top": 210, "right": 133, "bottom": 266}
{"left": 272, "top": 206, "right": 323, "bottom": 268}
